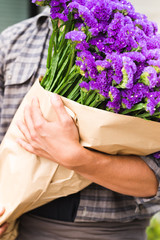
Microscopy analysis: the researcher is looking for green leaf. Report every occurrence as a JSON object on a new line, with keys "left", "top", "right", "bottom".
{"left": 49, "top": 55, "right": 70, "bottom": 92}
{"left": 45, "top": 53, "right": 59, "bottom": 90}
{"left": 122, "top": 103, "right": 146, "bottom": 115}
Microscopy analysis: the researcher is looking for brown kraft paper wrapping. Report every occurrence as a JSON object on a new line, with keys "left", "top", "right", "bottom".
{"left": 1, "top": 79, "right": 160, "bottom": 239}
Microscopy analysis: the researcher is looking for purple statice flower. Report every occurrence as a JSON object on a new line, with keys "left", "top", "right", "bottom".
{"left": 140, "top": 66, "right": 158, "bottom": 88}
{"left": 50, "top": 0, "right": 61, "bottom": 7}
{"left": 146, "top": 49, "right": 160, "bottom": 60}
{"left": 153, "top": 152, "right": 160, "bottom": 159}
{"left": 121, "top": 83, "right": 149, "bottom": 109}
{"left": 147, "top": 59, "right": 160, "bottom": 71}
{"left": 151, "top": 21, "right": 159, "bottom": 35}
{"left": 79, "top": 81, "right": 90, "bottom": 91}
{"left": 118, "top": 56, "right": 137, "bottom": 89}
{"left": 121, "top": 52, "right": 146, "bottom": 63}
{"left": 85, "top": 57, "right": 97, "bottom": 79}
{"left": 92, "top": 52, "right": 103, "bottom": 61}
{"left": 95, "top": 60, "right": 111, "bottom": 72}
{"left": 89, "top": 28, "right": 99, "bottom": 37}
{"left": 90, "top": 70, "right": 112, "bottom": 97}
{"left": 50, "top": 0, "right": 68, "bottom": 6}
{"left": 77, "top": 49, "right": 90, "bottom": 60}
{"left": 129, "top": 10, "right": 147, "bottom": 21}
{"left": 146, "top": 34, "right": 160, "bottom": 50}
{"left": 156, "top": 75, "right": 160, "bottom": 87}
{"left": 76, "top": 59, "right": 86, "bottom": 71}
{"left": 89, "top": 71, "right": 109, "bottom": 95}
{"left": 76, "top": 40, "right": 89, "bottom": 51}
{"left": 89, "top": 35, "right": 107, "bottom": 52}
{"left": 75, "top": 21, "right": 85, "bottom": 30}
{"left": 69, "top": 2, "right": 98, "bottom": 28}
{"left": 110, "top": 0, "right": 135, "bottom": 16}
{"left": 77, "top": 50, "right": 97, "bottom": 79}
{"left": 50, "top": 0, "right": 69, "bottom": 21}
{"left": 146, "top": 91, "right": 160, "bottom": 115}
{"left": 107, "top": 12, "right": 125, "bottom": 38}
{"left": 107, "top": 86, "right": 121, "bottom": 113}
{"left": 68, "top": 1, "right": 79, "bottom": 11}
{"left": 134, "top": 18, "right": 156, "bottom": 37}
{"left": 32, "top": 0, "right": 49, "bottom": 4}
{"left": 65, "top": 30, "right": 86, "bottom": 42}
{"left": 91, "top": 0, "right": 112, "bottom": 22}
{"left": 113, "top": 24, "right": 136, "bottom": 51}
{"left": 105, "top": 53, "right": 123, "bottom": 84}
{"left": 133, "top": 62, "right": 146, "bottom": 82}
{"left": 50, "top": 12, "right": 68, "bottom": 21}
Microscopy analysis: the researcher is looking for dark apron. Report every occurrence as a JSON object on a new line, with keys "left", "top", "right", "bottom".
{"left": 16, "top": 213, "right": 149, "bottom": 240}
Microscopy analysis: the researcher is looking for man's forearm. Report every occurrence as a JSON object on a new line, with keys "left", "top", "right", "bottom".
{"left": 72, "top": 147, "right": 158, "bottom": 198}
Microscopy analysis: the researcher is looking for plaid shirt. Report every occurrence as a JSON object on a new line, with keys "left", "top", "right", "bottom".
{"left": 0, "top": 9, "right": 160, "bottom": 223}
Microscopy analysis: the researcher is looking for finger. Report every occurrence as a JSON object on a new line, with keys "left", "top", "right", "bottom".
{"left": 0, "top": 223, "right": 8, "bottom": 236}
{"left": 16, "top": 138, "right": 36, "bottom": 154}
{"left": 16, "top": 138, "right": 53, "bottom": 160}
{"left": 30, "top": 97, "right": 45, "bottom": 129}
{"left": 51, "top": 94, "right": 72, "bottom": 123}
{"left": 23, "top": 104, "right": 37, "bottom": 137}
{"left": 17, "top": 120, "right": 33, "bottom": 142}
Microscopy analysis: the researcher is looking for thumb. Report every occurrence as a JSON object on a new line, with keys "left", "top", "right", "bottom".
{"left": 51, "top": 94, "right": 70, "bottom": 122}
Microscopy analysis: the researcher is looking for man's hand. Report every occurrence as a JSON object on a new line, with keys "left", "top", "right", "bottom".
{"left": 17, "top": 94, "right": 83, "bottom": 169}
{"left": 0, "top": 207, "right": 8, "bottom": 238}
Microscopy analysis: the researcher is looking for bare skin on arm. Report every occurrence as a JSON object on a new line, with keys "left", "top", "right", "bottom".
{"left": 17, "top": 94, "right": 158, "bottom": 198}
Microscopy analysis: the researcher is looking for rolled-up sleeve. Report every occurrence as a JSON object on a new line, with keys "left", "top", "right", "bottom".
{"left": 135, "top": 155, "right": 160, "bottom": 205}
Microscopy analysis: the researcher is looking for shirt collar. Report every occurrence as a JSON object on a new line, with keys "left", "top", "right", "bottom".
{"left": 36, "top": 7, "right": 52, "bottom": 30}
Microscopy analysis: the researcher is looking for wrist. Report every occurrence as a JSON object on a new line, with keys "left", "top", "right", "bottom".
{"left": 61, "top": 143, "right": 88, "bottom": 170}
{"left": 70, "top": 147, "right": 109, "bottom": 176}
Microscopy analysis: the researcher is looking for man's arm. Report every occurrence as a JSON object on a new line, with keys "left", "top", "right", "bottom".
{"left": 17, "top": 94, "right": 158, "bottom": 198}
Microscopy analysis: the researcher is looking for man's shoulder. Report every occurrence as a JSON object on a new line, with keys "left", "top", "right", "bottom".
{"left": 0, "top": 9, "right": 50, "bottom": 46}
{"left": 1, "top": 17, "right": 35, "bottom": 40}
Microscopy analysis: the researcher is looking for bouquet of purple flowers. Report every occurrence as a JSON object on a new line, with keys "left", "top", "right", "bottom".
{"left": 33, "top": 0, "right": 160, "bottom": 122}
{"left": 1, "top": 2, "right": 160, "bottom": 237}
{"left": 31, "top": 0, "right": 160, "bottom": 159}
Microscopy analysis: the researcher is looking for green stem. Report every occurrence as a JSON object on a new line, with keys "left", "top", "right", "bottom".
{"left": 49, "top": 53, "right": 71, "bottom": 92}
{"left": 45, "top": 53, "right": 59, "bottom": 90}
{"left": 84, "top": 91, "right": 97, "bottom": 105}
{"left": 40, "top": 68, "right": 51, "bottom": 87}
{"left": 67, "top": 81, "right": 81, "bottom": 100}
{"left": 136, "top": 111, "right": 160, "bottom": 119}
{"left": 46, "top": 31, "right": 54, "bottom": 69}
{"left": 89, "top": 94, "right": 103, "bottom": 108}
{"left": 54, "top": 68, "right": 79, "bottom": 93}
